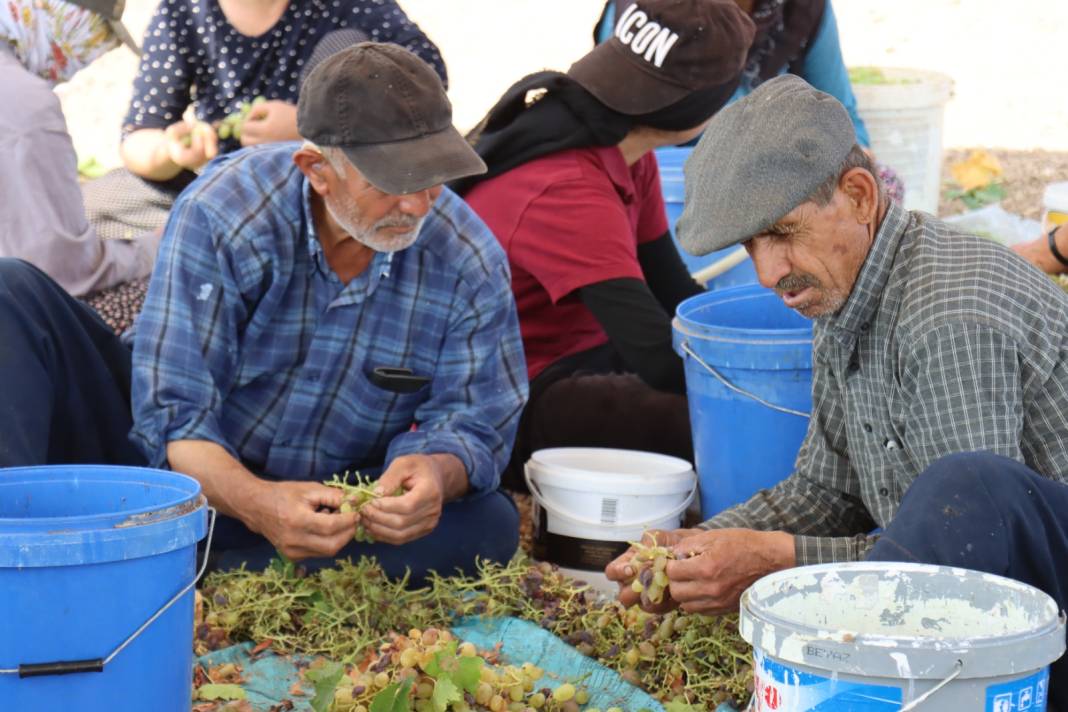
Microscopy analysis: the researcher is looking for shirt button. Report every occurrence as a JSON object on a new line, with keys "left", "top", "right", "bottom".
{"left": 879, "top": 487, "right": 890, "bottom": 496}
{"left": 860, "top": 322, "right": 870, "bottom": 332}
{"left": 848, "top": 361, "right": 860, "bottom": 374}
{"left": 863, "top": 423, "right": 873, "bottom": 433}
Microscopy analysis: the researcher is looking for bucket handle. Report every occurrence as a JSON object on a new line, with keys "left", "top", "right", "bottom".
{"left": 680, "top": 341, "right": 811, "bottom": 418}
{"left": 0, "top": 504, "right": 216, "bottom": 678}
{"left": 899, "top": 659, "right": 964, "bottom": 711}
{"left": 524, "top": 466, "right": 697, "bottom": 531}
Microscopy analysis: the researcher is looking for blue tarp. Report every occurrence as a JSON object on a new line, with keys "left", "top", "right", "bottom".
{"left": 195, "top": 616, "right": 665, "bottom": 710}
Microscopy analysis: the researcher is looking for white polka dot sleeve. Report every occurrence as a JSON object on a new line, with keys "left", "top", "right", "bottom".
{"left": 122, "top": 0, "right": 194, "bottom": 136}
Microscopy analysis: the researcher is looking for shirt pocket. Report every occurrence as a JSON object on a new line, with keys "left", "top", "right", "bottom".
{"left": 322, "top": 367, "right": 433, "bottom": 462}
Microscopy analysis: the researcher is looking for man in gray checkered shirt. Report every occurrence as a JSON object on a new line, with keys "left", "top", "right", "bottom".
{"left": 606, "top": 76, "right": 1068, "bottom": 699}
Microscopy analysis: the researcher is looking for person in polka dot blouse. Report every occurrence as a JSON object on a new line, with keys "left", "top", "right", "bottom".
{"left": 117, "top": 0, "right": 445, "bottom": 183}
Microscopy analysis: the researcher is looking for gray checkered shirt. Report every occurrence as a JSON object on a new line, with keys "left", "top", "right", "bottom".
{"left": 701, "top": 202, "right": 1068, "bottom": 564}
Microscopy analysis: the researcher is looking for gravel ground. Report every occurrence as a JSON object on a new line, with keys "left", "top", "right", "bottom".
{"left": 940, "top": 149, "right": 1068, "bottom": 221}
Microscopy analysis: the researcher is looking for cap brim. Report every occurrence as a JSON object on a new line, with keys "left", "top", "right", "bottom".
{"left": 341, "top": 125, "right": 487, "bottom": 195}
{"left": 109, "top": 19, "right": 140, "bottom": 54}
{"left": 568, "top": 41, "right": 690, "bottom": 114}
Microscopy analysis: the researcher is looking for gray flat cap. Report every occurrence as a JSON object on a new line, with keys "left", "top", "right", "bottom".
{"left": 677, "top": 74, "right": 856, "bottom": 256}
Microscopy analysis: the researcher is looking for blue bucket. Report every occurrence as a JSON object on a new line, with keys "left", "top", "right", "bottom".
{"left": 655, "top": 147, "right": 758, "bottom": 289}
{"left": 0, "top": 465, "right": 211, "bottom": 710}
{"left": 673, "top": 285, "right": 813, "bottom": 518}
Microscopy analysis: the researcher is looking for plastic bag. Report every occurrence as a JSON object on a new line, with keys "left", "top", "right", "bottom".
{"left": 942, "top": 203, "right": 1042, "bottom": 247}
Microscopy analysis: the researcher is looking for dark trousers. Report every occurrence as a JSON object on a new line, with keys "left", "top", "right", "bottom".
{"left": 0, "top": 258, "right": 518, "bottom": 581}
{"left": 0, "top": 259, "right": 141, "bottom": 466}
{"left": 504, "top": 346, "right": 693, "bottom": 490}
{"left": 868, "top": 451, "right": 1068, "bottom": 711}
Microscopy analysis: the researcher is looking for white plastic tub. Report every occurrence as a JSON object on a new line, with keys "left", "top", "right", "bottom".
{"left": 526, "top": 448, "right": 696, "bottom": 574}
{"left": 852, "top": 67, "right": 954, "bottom": 215}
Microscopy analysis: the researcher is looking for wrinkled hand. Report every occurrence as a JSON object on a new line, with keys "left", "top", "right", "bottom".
{"left": 359, "top": 454, "right": 450, "bottom": 545}
{"left": 605, "top": 528, "right": 702, "bottom": 612}
{"left": 165, "top": 120, "right": 218, "bottom": 170}
{"left": 239, "top": 100, "right": 299, "bottom": 146}
{"left": 248, "top": 480, "right": 357, "bottom": 561}
{"left": 665, "top": 528, "right": 795, "bottom": 615}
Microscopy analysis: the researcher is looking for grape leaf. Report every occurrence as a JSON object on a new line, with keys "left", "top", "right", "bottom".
{"left": 195, "top": 683, "right": 246, "bottom": 700}
{"left": 431, "top": 677, "right": 462, "bottom": 712}
{"left": 370, "top": 679, "right": 414, "bottom": 712}
{"left": 454, "top": 655, "right": 483, "bottom": 693}
{"left": 423, "top": 641, "right": 458, "bottom": 679}
{"left": 305, "top": 662, "right": 345, "bottom": 712}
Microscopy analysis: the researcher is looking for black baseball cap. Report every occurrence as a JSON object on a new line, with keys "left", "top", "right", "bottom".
{"left": 68, "top": 0, "right": 140, "bottom": 53}
{"left": 297, "top": 42, "right": 487, "bottom": 195}
{"left": 568, "top": 0, "right": 755, "bottom": 115}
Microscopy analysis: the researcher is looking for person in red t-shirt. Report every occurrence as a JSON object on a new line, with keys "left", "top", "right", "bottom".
{"left": 456, "top": 0, "right": 756, "bottom": 488}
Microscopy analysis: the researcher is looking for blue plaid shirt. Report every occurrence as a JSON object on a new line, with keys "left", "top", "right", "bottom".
{"left": 129, "top": 144, "right": 527, "bottom": 493}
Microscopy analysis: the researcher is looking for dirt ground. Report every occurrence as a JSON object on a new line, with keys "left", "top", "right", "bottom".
{"left": 59, "top": 0, "right": 1068, "bottom": 167}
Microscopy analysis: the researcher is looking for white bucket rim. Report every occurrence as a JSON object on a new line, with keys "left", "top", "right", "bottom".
{"left": 526, "top": 447, "right": 695, "bottom": 495}
{"left": 740, "top": 562, "right": 1066, "bottom": 680}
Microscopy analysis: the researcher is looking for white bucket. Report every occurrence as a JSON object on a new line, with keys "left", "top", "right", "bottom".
{"left": 852, "top": 68, "right": 954, "bottom": 215}
{"left": 525, "top": 448, "right": 696, "bottom": 574}
{"left": 740, "top": 563, "right": 1066, "bottom": 711}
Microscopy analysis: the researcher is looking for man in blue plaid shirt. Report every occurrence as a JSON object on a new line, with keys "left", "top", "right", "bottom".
{"left": 0, "top": 43, "right": 527, "bottom": 582}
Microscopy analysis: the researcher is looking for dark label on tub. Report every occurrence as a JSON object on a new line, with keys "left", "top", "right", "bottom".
{"left": 538, "top": 530, "right": 629, "bottom": 571}
{"left": 753, "top": 650, "right": 902, "bottom": 710}
{"left": 986, "top": 667, "right": 1049, "bottom": 712}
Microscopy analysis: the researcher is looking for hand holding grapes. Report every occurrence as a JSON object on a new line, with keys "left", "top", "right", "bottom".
{"left": 605, "top": 528, "right": 700, "bottom": 612}
{"left": 359, "top": 454, "right": 465, "bottom": 545}
{"left": 665, "top": 528, "right": 796, "bottom": 615}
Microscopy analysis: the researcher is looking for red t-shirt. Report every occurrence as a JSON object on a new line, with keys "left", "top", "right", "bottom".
{"left": 465, "top": 146, "right": 669, "bottom": 380}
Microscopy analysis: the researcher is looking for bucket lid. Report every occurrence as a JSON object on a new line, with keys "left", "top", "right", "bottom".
{"left": 740, "top": 563, "right": 1066, "bottom": 680}
{"left": 1044, "top": 181, "right": 1068, "bottom": 212}
{"left": 526, "top": 448, "right": 695, "bottom": 496}
{"left": 0, "top": 465, "right": 208, "bottom": 567}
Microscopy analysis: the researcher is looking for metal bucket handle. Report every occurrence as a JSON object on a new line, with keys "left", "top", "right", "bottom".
{"left": 739, "top": 659, "right": 966, "bottom": 711}
{"left": 680, "top": 341, "right": 811, "bottom": 418}
{"left": 524, "top": 466, "right": 697, "bottom": 530}
{"left": 0, "top": 504, "right": 217, "bottom": 678}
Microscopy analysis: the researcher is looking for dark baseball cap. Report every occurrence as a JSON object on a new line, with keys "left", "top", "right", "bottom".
{"left": 297, "top": 42, "right": 486, "bottom": 195}
{"left": 68, "top": 0, "right": 140, "bottom": 53}
{"left": 569, "top": 0, "right": 755, "bottom": 115}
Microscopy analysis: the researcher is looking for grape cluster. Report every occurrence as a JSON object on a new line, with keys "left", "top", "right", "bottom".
{"left": 627, "top": 543, "right": 674, "bottom": 607}
{"left": 327, "top": 628, "right": 593, "bottom": 712}
{"left": 199, "top": 555, "right": 753, "bottom": 709}
{"left": 217, "top": 96, "right": 267, "bottom": 141}
{"left": 323, "top": 472, "right": 394, "bottom": 543}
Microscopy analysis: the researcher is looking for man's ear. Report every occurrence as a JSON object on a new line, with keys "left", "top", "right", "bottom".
{"left": 839, "top": 167, "right": 880, "bottom": 225}
{"left": 293, "top": 148, "right": 332, "bottom": 196}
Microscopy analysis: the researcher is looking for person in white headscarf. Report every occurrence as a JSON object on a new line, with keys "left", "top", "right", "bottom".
{"left": 0, "top": 0, "right": 158, "bottom": 297}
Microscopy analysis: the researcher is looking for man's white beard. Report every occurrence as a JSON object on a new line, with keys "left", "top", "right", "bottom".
{"left": 325, "top": 191, "right": 425, "bottom": 253}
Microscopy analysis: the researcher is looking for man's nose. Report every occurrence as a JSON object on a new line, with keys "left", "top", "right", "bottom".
{"left": 397, "top": 187, "right": 439, "bottom": 217}
{"left": 747, "top": 239, "right": 792, "bottom": 290}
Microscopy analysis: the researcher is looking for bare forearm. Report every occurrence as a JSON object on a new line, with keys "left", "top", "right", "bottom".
{"left": 166, "top": 439, "right": 268, "bottom": 525}
{"left": 121, "top": 129, "right": 183, "bottom": 181}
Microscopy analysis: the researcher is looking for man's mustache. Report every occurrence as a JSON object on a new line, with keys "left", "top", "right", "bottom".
{"left": 776, "top": 274, "right": 821, "bottom": 292}
{"left": 375, "top": 215, "right": 422, "bottom": 231}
